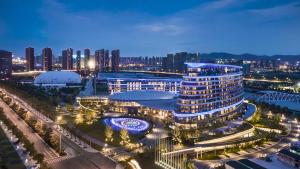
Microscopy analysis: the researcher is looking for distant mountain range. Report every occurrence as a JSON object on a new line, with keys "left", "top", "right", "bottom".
{"left": 200, "top": 52, "right": 300, "bottom": 61}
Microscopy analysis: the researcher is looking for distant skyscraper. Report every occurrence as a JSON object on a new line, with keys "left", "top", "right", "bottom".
{"left": 104, "top": 50, "right": 110, "bottom": 72}
{"left": 42, "top": 47, "right": 52, "bottom": 71}
{"left": 0, "top": 50, "right": 12, "bottom": 80}
{"left": 162, "top": 52, "right": 200, "bottom": 72}
{"left": 95, "top": 49, "right": 105, "bottom": 72}
{"left": 76, "top": 50, "right": 81, "bottom": 72}
{"left": 62, "top": 50, "right": 67, "bottom": 69}
{"left": 67, "top": 48, "right": 73, "bottom": 70}
{"left": 84, "top": 48, "right": 90, "bottom": 70}
{"left": 165, "top": 54, "right": 174, "bottom": 72}
{"left": 111, "top": 49, "right": 120, "bottom": 72}
{"left": 62, "top": 48, "right": 73, "bottom": 70}
{"left": 25, "top": 47, "right": 35, "bottom": 71}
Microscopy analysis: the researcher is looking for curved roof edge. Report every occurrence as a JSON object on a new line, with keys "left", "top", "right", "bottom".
{"left": 185, "top": 62, "right": 243, "bottom": 69}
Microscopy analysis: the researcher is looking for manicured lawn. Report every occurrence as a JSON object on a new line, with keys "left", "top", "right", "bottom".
{"left": 76, "top": 118, "right": 149, "bottom": 147}
{"left": 0, "top": 127, "right": 26, "bottom": 169}
{"left": 254, "top": 118, "right": 285, "bottom": 131}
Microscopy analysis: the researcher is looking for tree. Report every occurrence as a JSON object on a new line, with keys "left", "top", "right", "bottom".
{"left": 11, "top": 102, "right": 19, "bottom": 111}
{"left": 120, "top": 129, "right": 130, "bottom": 144}
{"left": 43, "top": 128, "right": 53, "bottom": 144}
{"left": 33, "top": 153, "right": 44, "bottom": 163}
{"left": 75, "top": 113, "right": 84, "bottom": 124}
{"left": 66, "top": 103, "right": 73, "bottom": 112}
{"left": 251, "top": 108, "right": 261, "bottom": 123}
{"left": 86, "top": 110, "right": 97, "bottom": 124}
{"left": 105, "top": 126, "right": 113, "bottom": 142}
{"left": 273, "top": 114, "right": 281, "bottom": 124}
{"left": 173, "top": 127, "right": 182, "bottom": 144}
{"left": 195, "top": 129, "right": 201, "bottom": 138}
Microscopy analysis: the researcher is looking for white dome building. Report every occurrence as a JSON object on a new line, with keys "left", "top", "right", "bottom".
{"left": 34, "top": 71, "right": 81, "bottom": 88}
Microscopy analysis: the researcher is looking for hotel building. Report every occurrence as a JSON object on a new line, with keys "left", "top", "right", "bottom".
{"left": 175, "top": 63, "right": 244, "bottom": 128}
{"left": 86, "top": 63, "right": 245, "bottom": 129}
{"left": 107, "top": 78, "right": 181, "bottom": 94}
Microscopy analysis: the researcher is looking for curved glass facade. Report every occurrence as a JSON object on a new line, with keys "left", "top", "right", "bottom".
{"left": 175, "top": 63, "right": 244, "bottom": 128}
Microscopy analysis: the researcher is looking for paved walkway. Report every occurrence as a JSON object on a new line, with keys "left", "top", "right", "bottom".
{"left": 194, "top": 121, "right": 300, "bottom": 168}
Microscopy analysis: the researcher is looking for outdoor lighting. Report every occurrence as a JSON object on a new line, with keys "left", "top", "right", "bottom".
{"left": 88, "top": 60, "right": 95, "bottom": 70}
{"left": 57, "top": 116, "right": 62, "bottom": 121}
{"left": 104, "top": 117, "right": 150, "bottom": 133}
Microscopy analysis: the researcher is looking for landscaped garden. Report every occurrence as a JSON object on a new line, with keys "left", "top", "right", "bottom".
{"left": 74, "top": 116, "right": 152, "bottom": 147}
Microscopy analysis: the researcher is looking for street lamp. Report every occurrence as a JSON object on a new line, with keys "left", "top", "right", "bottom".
{"left": 56, "top": 115, "right": 63, "bottom": 155}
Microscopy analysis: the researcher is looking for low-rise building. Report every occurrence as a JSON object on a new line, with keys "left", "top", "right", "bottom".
{"left": 278, "top": 149, "right": 300, "bottom": 168}
{"left": 34, "top": 71, "right": 81, "bottom": 88}
{"left": 225, "top": 159, "right": 266, "bottom": 169}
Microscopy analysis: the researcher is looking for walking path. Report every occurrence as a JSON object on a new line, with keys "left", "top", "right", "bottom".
{"left": 0, "top": 99, "right": 58, "bottom": 160}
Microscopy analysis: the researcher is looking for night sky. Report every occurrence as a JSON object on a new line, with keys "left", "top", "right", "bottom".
{"left": 0, "top": 0, "right": 300, "bottom": 57}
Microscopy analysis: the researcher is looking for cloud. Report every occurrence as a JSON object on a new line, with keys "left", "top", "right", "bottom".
{"left": 136, "top": 23, "right": 184, "bottom": 35}
{"left": 203, "top": 0, "right": 237, "bottom": 10}
{"left": 249, "top": 2, "right": 300, "bottom": 18}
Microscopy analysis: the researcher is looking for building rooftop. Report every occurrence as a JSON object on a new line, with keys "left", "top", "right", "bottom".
{"left": 238, "top": 159, "right": 267, "bottom": 169}
{"left": 109, "top": 90, "right": 176, "bottom": 101}
{"left": 226, "top": 160, "right": 250, "bottom": 169}
{"left": 34, "top": 71, "right": 81, "bottom": 85}
{"left": 185, "top": 62, "right": 242, "bottom": 69}
{"left": 98, "top": 72, "right": 181, "bottom": 80}
{"left": 279, "top": 149, "right": 300, "bottom": 161}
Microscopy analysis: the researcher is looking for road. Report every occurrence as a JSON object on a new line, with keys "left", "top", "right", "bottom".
{"left": 1, "top": 89, "right": 117, "bottom": 169}
{"left": 48, "top": 136, "right": 117, "bottom": 169}
{"left": 194, "top": 121, "right": 300, "bottom": 168}
{"left": 0, "top": 99, "right": 58, "bottom": 160}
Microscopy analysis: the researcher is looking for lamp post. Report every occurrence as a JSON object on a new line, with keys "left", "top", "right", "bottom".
{"left": 56, "top": 116, "right": 63, "bottom": 155}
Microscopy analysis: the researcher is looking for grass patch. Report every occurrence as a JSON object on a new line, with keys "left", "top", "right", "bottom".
{"left": 75, "top": 118, "right": 149, "bottom": 147}
{"left": 0, "top": 127, "right": 26, "bottom": 169}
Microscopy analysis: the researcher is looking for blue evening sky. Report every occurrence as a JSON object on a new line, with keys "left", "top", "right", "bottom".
{"left": 0, "top": 0, "right": 300, "bottom": 57}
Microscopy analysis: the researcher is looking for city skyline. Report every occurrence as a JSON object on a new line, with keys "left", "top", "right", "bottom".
{"left": 1, "top": 1, "right": 300, "bottom": 169}
{"left": 1, "top": 0, "right": 300, "bottom": 57}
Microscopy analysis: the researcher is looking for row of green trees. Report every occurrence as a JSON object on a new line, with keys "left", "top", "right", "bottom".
{"left": 0, "top": 92, "right": 64, "bottom": 156}
{"left": 8, "top": 100, "right": 64, "bottom": 155}
{"left": 0, "top": 81, "right": 56, "bottom": 119}
{"left": 0, "top": 108, "right": 51, "bottom": 169}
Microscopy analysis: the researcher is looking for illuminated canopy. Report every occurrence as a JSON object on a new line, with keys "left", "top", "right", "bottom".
{"left": 34, "top": 71, "right": 81, "bottom": 87}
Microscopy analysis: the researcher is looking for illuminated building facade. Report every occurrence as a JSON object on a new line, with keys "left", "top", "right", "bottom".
{"left": 107, "top": 78, "right": 181, "bottom": 94}
{"left": 25, "top": 47, "right": 35, "bottom": 71}
{"left": 111, "top": 49, "right": 120, "bottom": 72}
{"left": 42, "top": 47, "right": 52, "bottom": 71}
{"left": 0, "top": 50, "right": 12, "bottom": 80}
{"left": 62, "top": 48, "right": 73, "bottom": 70}
{"left": 94, "top": 63, "right": 245, "bottom": 129}
{"left": 84, "top": 48, "right": 90, "bottom": 70}
{"left": 175, "top": 63, "right": 244, "bottom": 128}
{"left": 76, "top": 50, "right": 81, "bottom": 72}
